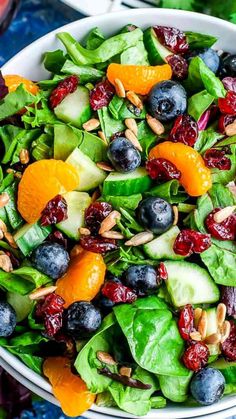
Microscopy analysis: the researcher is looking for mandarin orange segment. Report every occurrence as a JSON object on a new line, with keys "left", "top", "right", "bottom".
{"left": 4, "top": 75, "right": 39, "bottom": 95}
{"left": 56, "top": 250, "right": 106, "bottom": 308}
{"left": 17, "top": 159, "right": 79, "bottom": 223}
{"left": 107, "top": 63, "right": 172, "bottom": 95}
{"left": 149, "top": 141, "right": 212, "bottom": 196}
{"left": 43, "top": 357, "right": 95, "bottom": 417}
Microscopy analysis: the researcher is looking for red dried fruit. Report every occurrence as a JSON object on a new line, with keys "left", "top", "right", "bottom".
{"left": 0, "top": 71, "right": 8, "bottom": 100}
{"left": 146, "top": 158, "right": 181, "bottom": 181}
{"left": 40, "top": 195, "right": 68, "bottom": 227}
{"left": 153, "top": 26, "right": 189, "bottom": 54}
{"left": 221, "top": 287, "right": 236, "bottom": 319}
{"left": 182, "top": 341, "right": 209, "bottom": 371}
{"left": 178, "top": 304, "right": 194, "bottom": 341}
{"left": 222, "top": 77, "right": 236, "bottom": 92}
{"left": 85, "top": 202, "right": 112, "bottom": 235}
{"left": 218, "top": 91, "right": 236, "bottom": 115}
{"left": 204, "top": 148, "right": 231, "bottom": 171}
{"left": 221, "top": 320, "right": 236, "bottom": 361}
{"left": 80, "top": 235, "right": 118, "bottom": 253}
{"left": 36, "top": 293, "right": 65, "bottom": 337}
{"left": 169, "top": 115, "right": 198, "bottom": 147}
{"left": 90, "top": 79, "right": 115, "bottom": 111}
{"left": 102, "top": 281, "right": 137, "bottom": 304}
{"left": 205, "top": 208, "right": 236, "bottom": 241}
{"left": 166, "top": 54, "right": 188, "bottom": 80}
{"left": 173, "top": 229, "right": 211, "bottom": 257}
{"left": 198, "top": 109, "right": 211, "bottom": 131}
{"left": 49, "top": 75, "right": 78, "bottom": 109}
{"left": 48, "top": 230, "right": 68, "bottom": 249}
{"left": 218, "top": 114, "right": 236, "bottom": 133}
{"left": 157, "top": 262, "right": 168, "bottom": 281}
{"left": 44, "top": 314, "right": 63, "bottom": 338}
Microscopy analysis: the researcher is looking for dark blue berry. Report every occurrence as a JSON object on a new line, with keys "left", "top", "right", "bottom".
{"left": 64, "top": 301, "right": 102, "bottom": 339}
{"left": 147, "top": 80, "right": 187, "bottom": 122}
{"left": 0, "top": 301, "right": 16, "bottom": 337}
{"left": 198, "top": 49, "right": 220, "bottom": 73}
{"left": 32, "top": 242, "right": 69, "bottom": 280}
{"left": 107, "top": 137, "right": 141, "bottom": 173}
{"left": 124, "top": 265, "right": 161, "bottom": 295}
{"left": 137, "top": 197, "right": 174, "bottom": 234}
{"left": 98, "top": 295, "right": 115, "bottom": 310}
{"left": 190, "top": 367, "right": 225, "bottom": 406}
{"left": 219, "top": 54, "right": 236, "bottom": 78}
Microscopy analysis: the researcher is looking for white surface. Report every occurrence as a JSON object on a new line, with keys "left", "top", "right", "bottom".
{"left": 60, "top": 0, "right": 157, "bottom": 15}
{"left": 1, "top": 8, "right": 236, "bottom": 418}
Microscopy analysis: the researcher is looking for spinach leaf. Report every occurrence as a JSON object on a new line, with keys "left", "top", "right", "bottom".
{"left": 96, "top": 392, "right": 116, "bottom": 407}
{"left": 11, "top": 266, "right": 51, "bottom": 288}
{"left": 137, "top": 120, "right": 158, "bottom": 158}
{"left": 0, "top": 272, "right": 34, "bottom": 295}
{"left": 31, "top": 132, "right": 53, "bottom": 161}
{"left": 113, "top": 296, "right": 188, "bottom": 376}
{"left": 4, "top": 183, "right": 23, "bottom": 230}
{"left": 185, "top": 32, "right": 217, "bottom": 49}
{"left": 0, "top": 85, "right": 37, "bottom": 121}
{"left": 188, "top": 90, "right": 214, "bottom": 121}
{"left": 43, "top": 49, "right": 66, "bottom": 73}
{"left": 61, "top": 60, "right": 105, "bottom": 83}
{"left": 194, "top": 128, "right": 224, "bottom": 154}
{"left": 119, "top": 208, "right": 143, "bottom": 233}
{"left": 212, "top": 144, "right": 236, "bottom": 185}
{"left": 98, "top": 108, "right": 125, "bottom": 139}
{"left": 146, "top": 180, "right": 187, "bottom": 203}
{"left": 210, "top": 359, "right": 236, "bottom": 384}
{"left": 109, "top": 96, "right": 146, "bottom": 120}
{"left": 86, "top": 27, "right": 105, "bottom": 50}
{"left": 201, "top": 244, "right": 236, "bottom": 286}
{"left": 22, "top": 98, "right": 58, "bottom": 128}
{"left": 0, "top": 125, "right": 22, "bottom": 163}
{"left": 0, "top": 172, "right": 14, "bottom": 193}
{"left": 28, "top": 304, "right": 44, "bottom": 330}
{"left": 120, "top": 41, "right": 149, "bottom": 65}
{"left": 159, "top": 371, "right": 193, "bottom": 402}
{"left": 11, "top": 129, "right": 41, "bottom": 165}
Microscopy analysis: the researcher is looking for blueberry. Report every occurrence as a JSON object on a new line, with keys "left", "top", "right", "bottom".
{"left": 64, "top": 301, "right": 102, "bottom": 339}
{"left": 32, "top": 242, "right": 69, "bottom": 280}
{"left": 0, "top": 301, "right": 16, "bottom": 337}
{"left": 137, "top": 197, "right": 174, "bottom": 234}
{"left": 107, "top": 137, "right": 141, "bottom": 172}
{"left": 147, "top": 80, "right": 187, "bottom": 122}
{"left": 124, "top": 265, "right": 160, "bottom": 295}
{"left": 98, "top": 295, "right": 115, "bottom": 310}
{"left": 198, "top": 49, "right": 220, "bottom": 73}
{"left": 190, "top": 367, "right": 225, "bottom": 406}
{"left": 219, "top": 54, "right": 236, "bottom": 77}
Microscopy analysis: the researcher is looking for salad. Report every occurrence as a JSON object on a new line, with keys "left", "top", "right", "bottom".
{"left": 0, "top": 23, "right": 235, "bottom": 417}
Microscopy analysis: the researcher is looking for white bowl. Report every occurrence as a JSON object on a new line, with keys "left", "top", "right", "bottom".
{"left": 1, "top": 8, "right": 236, "bottom": 418}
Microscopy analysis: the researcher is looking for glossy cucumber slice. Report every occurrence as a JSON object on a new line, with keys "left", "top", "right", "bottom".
{"left": 54, "top": 86, "right": 92, "bottom": 128}
{"left": 103, "top": 167, "right": 152, "bottom": 196}
{"left": 143, "top": 226, "right": 184, "bottom": 260}
{"left": 143, "top": 28, "right": 172, "bottom": 65}
{"left": 14, "top": 222, "right": 52, "bottom": 256}
{"left": 7, "top": 292, "right": 33, "bottom": 322}
{"left": 57, "top": 191, "right": 91, "bottom": 240}
{"left": 103, "top": 194, "right": 142, "bottom": 211}
{"left": 66, "top": 148, "right": 106, "bottom": 191}
{"left": 165, "top": 261, "right": 220, "bottom": 307}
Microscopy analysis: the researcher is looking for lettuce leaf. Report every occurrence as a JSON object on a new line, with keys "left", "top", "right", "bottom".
{"left": 0, "top": 85, "right": 37, "bottom": 121}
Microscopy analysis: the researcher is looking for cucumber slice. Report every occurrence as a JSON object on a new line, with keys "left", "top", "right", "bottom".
{"left": 143, "top": 226, "right": 184, "bottom": 260}
{"left": 103, "top": 167, "right": 152, "bottom": 196}
{"left": 165, "top": 261, "right": 220, "bottom": 307}
{"left": 54, "top": 124, "right": 81, "bottom": 160}
{"left": 54, "top": 86, "right": 92, "bottom": 128}
{"left": 66, "top": 148, "right": 106, "bottom": 191}
{"left": 7, "top": 292, "right": 33, "bottom": 322}
{"left": 143, "top": 28, "right": 172, "bottom": 65}
{"left": 14, "top": 222, "right": 52, "bottom": 256}
{"left": 57, "top": 191, "right": 91, "bottom": 240}
{"left": 103, "top": 194, "right": 142, "bottom": 211}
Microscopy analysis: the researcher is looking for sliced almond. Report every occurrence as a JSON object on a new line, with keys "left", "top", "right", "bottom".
{"left": 205, "top": 332, "right": 221, "bottom": 345}
{"left": 146, "top": 114, "right": 165, "bottom": 135}
{"left": 0, "top": 220, "right": 7, "bottom": 233}
{"left": 79, "top": 227, "right": 91, "bottom": 236}
{"left": 70, "top": 244, "right": 84, "bottom": 258}
{"left": 189, "top": 331, "right": 202, "bottom": 341}
{"left": 101, "top": 231, "right": 124, "bottom": 239}
{"left": 99, "top": 210, "right": 121, "bottom": 235}
{"left": 119, "top": 366, "right": 132, "bottom": 377}
{"left": 96, "top": 162, "right": 114, "bottom": 172}
{"left": 4, "top": 232, "right": 18, "bottom": 249}
{"left": 125, "top": 231, "right": 154, "bottom": 247}
{"left": 221, "top": 320, "right": 231, "bottom": 343}
{"left": 0, "top": 192, "right": 10, "bottom": 208}
{"left": 216, "top": 303, "right": 226, "bottom": 327}
{"left": 125, "top": 129, "right": 142, "bottom": 152}
{"left": 0, "top": 254, "right": 13, "bottom": 272}
{"left": 225, "top": 119, "right": 236, "bottom": 136}
{"left": 114, "top": 78, "right": 126, "bottom": 98}
{"left": 172, "top": 206, "right": 178, "bottom": 226}
{"left": 29, "top": 285, "right": 57, "bottom": 300}
{"left": 126, "top": 90, "right": 143, "bottom": 110}
{"left": 197, "top": 310, "right": 208, "bottom": 340}
{"left": 194, "top": 307, "right": 203, "bottom": 329}
{"left": 82, "top": 118, "right": 100, "bottom": 132}
{"left": 125, "top": 118, "right": 138, "bottom": 136}
{"left": 98, "top": 130, "right": 107, "bottom": 144}
{"left": 19, "top": 148, "right": 30, "bottom": 165}
{"left": 213, "top": 206, "right": 236, "bottom": 223}
{"left": 0, "top": 230, "right": 4, "bottom": 240}
{"left": 97, "top": 351, "right": 117, "bottom": 365}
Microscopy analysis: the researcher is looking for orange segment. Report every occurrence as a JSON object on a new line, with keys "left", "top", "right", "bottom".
{"left": 56, "top": 250, "right": 106, "bottom": 308}
{"left": 149, "top": 141, "right": 212, "bottom": 196}
{"left": 4, "top": 75, "right": 39, "bottom": 95}
{"left": 43, "top": 357, "right": 95, "bottom": 417}
{"left": 107, "top": 63, "right": 172, "bottom": 95}
{"left": 17, "top": 159, "right": 79, "bottom": 223}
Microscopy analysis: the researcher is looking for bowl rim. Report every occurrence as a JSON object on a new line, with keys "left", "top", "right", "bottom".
{"left": 1, "top": 7, "right": 236, "bottom": 418}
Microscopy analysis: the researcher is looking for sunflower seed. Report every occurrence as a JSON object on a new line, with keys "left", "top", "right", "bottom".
{"left": 82, "top": 118, "right": 100, "bottom": 132}
{"left": 173, "top": 206, "right": 179, "bottom": 226}
{"left": 216, "top": 303, "right": 226, "bottom": 327}
{"left": 146, "top": 114, "right": 165, "bottom": 135}
{"left": 197, "top": 310, "right": 208, "bottom": 340}
{"left": 79, "top": 227, "right": 91, "bottom": 236}
{"left": 99, "top": 210, "right": 121, "bottom": 234}
{"left": 96, "top": 162, "right": 114, "bottom": 172}
{"left": 125, "top": 129, "right": 142, "bottom": 152}
{"left": 125, "top": 231, "right": 154, "bottom": 246}
{"left": 0, "top": 192, "right": 10, "bottom": 208}
{"left": 126, "top": 91, "right": 143, "bottom": 110}
{"left": 70, "top": 244, "right": 84, "bottom": 258}
{"left": 29, "top": 285, "right": 57, "bottom": 300}
{"left": 98, "top": 130, "right": 107, "bottom": 144}
{"left": 19, "top": 148, "right": 30, "bottom": 165}
{"left": 125, "top": 118, "right": 138, "bottom": 136}
{"left": 119, "top": 367, "right": 132, "bottom": 377}
{"left": 114, "top": 78, "right": 126, "bottom": 98}
{"left": 0, "top": 220, "right": 7, "bottom": 233}
{"left": 4, "top": 232, "right": 18, "bottom": 249}
{"left": 101, "top": 231, "right": 124, "bottom": 240}
{"left": 225, "top": 120, "right": 236, "bottom": 136}
{"left": 194, "top": 307, "right": 203, "bottom": 329}
{"left": 0, "top": 254, "right": 13, "bottom": 272}
{"left": 97, "top": 351, "right": 117, "bottom": 365}
{"left": 213, "top": 206, "right": 236, "bottom": 223}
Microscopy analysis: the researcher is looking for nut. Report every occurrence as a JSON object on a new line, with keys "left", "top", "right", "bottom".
{"left": 213, "top": 206, "right": 236, "bottom": 223}
{"left": 14, "top": 172, "right": 22, "bottom": 179}
{"left": 91, "top": 189, "right": 100, "bottom": 203}
{"left": 97, "top": 351, "right": 117, "bottom": 365}
{"left": 29, "top": 285, "right": 58, "bottom": 300}
{"left": 197, "top": 310, "right": 207, "bottom": 340}
{"left": 99, "top": 210, "right": 121, "bottom": 235}
{"left": 216, "top": 303, "right": 226, "bottom": 327}
{"left": 205, "top": 332, "right": 221, "bottom": 345}
{"left": 189, "top": 331, "right": 202, "bottom": 341}
{"left": 4, "top": 232, "right": 18, "bottom": 249}
{"left": 194, "top": 307, "right": 203, "bottom": 329}
{"left": 114, "top": 78, "right": 126, "bottom": 98}
{"left": 125, "top": 129, "right": 142, "bottom": 152}
{"left": 19, "top": 148, "right": 30, "bottom": 165}
{"left": 220, "top": 320, "right": 231, "bottom": 343}
{"left": 0, "top": 230, "right": 4, "bottom": 240}
{"left": 125, "top": 231, "right": 154, "bottom": 246}
{"left": 126, "top": 90, "right": 143, "bottom": 110}
{"left": 146, "top": 114, "right": 165, "bottom": 135}
{"left": 70, "top": 244, "right": 84, "bottom": 259}
{"left": 0, "top": 220, "right": 7, "bottom": 233}
{"left": 225, "top": 119, "right": 236, "bottom": 136}
{"left": 98, "top": 130, "right": 107, "bottom": 144}
{"left": 172, "top": 206, "right": 178, "bottom": 226}
{"left": 0, "top": 254, "right": 13, "bottom": 272}
{"left": 0, "top": 192, "right": 10, "bottom": 208}
{"left": 96, "top": 162, "right": 114, "bottom": 172}
{"left": 125, "top": 118, "right": 138, "bottom": 136}
{"left": 119, "top": 366, "right": 132, "bottom": 377}
{"left": 82, "top": 118, "right": 100, "bottom": 131}
{"left": 79, "top": 227, "right": 91, "bottom": 236}
{"left": 101, "top": 231, "right": 124, "bottom": 239}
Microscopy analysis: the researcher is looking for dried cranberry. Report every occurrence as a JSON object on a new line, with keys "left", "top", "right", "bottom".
{"left": 0, "top": 71, "right": 8, "bottom": 100}
{"left": 198, "top": 109, "right": 211, "bottom": 131}
{"left": 40, "top": 195, "right": 68, "bottom": 227}
{"left": 222, "top": 77, "right": 236, "bottom": 92}
{"left": 205, "top": 208, "right": 236, "bottom": 241}
{"left": 169, "top": 115, "right": 198, "bottom": 147}
{"left": 221, "top": 286, "right": 236, "bottom": 319}
{"left": 85, "top": 202, "right": 112, "bottom": 235}
{"left": 182, "top": 341, "right": 209, "bottom": 371}
{"left": 80, "top": 235, "right": 118, "bottom": 253}
{"left": 44, "top": 314, "right": 63, "bottom": 338}
{"left": 153, "top": 26, "right": 189, "bottom": 54}
{"left": 173, "top": 229, "right": 211, "bottom": 257}
{"left": 90, "top": 79, "right": 115, "bottom": 111}
{"left": 221, "top": 320, "right": 236, "bottom": 361}
{"left": 166, "top": 54, "right": 188, "bottom": 80}
{"left": 218, "top": 114, "right": 236, "bottom": 133}
{"left": 49, "top": 75, "right": 78, "bottom": 109}
{"left": 36, "top": 293, "right": 65, "bottom": 337}
{"left": 102, "top": 281, "right": 137, "bottom": 304}
{"left": 157, "top": 262, "right": 168, "bottom": 281}
{"left": 178, "top": 304, "right": 194, "bottom": 341}
{"left": 204, "top": 148, "right": 231, "bottom": 171}
{"left": 218, "top": 91, "right": 236, "bottom": 115}
{"left": 146, "top": 158, "right": 181, "bottom": 181}
{"left": 48, "top": 230, "right": 68, "bottom": 249}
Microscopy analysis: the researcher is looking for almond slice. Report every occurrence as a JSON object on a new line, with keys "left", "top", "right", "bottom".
{"left": 125, "top": 129, "right": 142, "bottom": 152}
{"left": 173, "top": 206, "right": 178, "bottom": 226}
{"left": 197, "top": 310, "right": 207, "bottom": 340}
{"left": 0, "top": 192, "right": 10, "bottom": 208}
{"left": 221, "top": 320, "right": 231, "bottom": 343}
{"left": 216, "top": 303, "right": 226, "bottom": 327}
{"left": 205, "top": 332, "right": 221, "bottom": 345}
{"left": 125, "top": 118, "right": 138, "bottom": 136}
{"left": 114, "top": 78, "right": 126, "bottom": 98}
{"left": 96, "top": 162, "right": 114, "bottom": 172}
{"left": 213, "top": 206, "right": 236, "bottom": 223}
{"left": 190, "top": 331, "right": 202, "bottom": 341}
{"left": 29, "top": 285, "right": 57, "bottom": 300}
{"left": 194, "top": 307, "right": 203, "bottom": 329}
{"left": 101, "top": 231, "right": 124, "bottom": 239}
{"left": 119, "top": 366, "right": 132, "bottom": 377}
{"left": 82, "top": 118, "right": 100, "bottom": 132}
{"left": 126, "top": 90, "right": 143, "bottom": 110}
{"left": 146, "top": 114, "right": 165, "bottom": 135}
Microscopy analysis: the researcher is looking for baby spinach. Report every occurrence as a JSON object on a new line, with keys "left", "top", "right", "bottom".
{"left": 11, "top": 266, "right": 51, "bottom": 288}
{"left": 201, "top": 244, "right": 236, "bottom": 286}
{"left": 98, "top": 108, "right": 125, "bottom": 139}
{"left": 86, "top": 27, "right": 105, "bottom": 50}
{"left": 120, "top": 41, "right": 149, "bottom": 65}
{"left": 212, "top": 144, "right": 236, "bottom": 185}
{"left": 61, "top": 60, "right": 105, "bottom": 83}
{"left": 0, "top": 125, "right": 22, "bottom": 164}
{"left": 194, "top": 128, "right": 224, "bottom": 154}
{"left": 0, "top": 272, "right": 34, "bottom": 295}
{"left": 159, "top": 371, "right": 193, "bottom": 402}
{"left": 0, "top": 85, "right": 37, "bottom": 121}
{"left": 109, "top": 96, "right": 146, "bottom": 120}
{"left": 43, "top": 49, "right": 66, "bottom": 73}
{"left": 188, "top": 90, "right": 214, "bottom": 122}
{"left": 185, "top": 32, "right": 217, "bottom": 49}
{"left": 137, "top": 120, "right": 158, "bottom": 158}
{"left": 146, "top": 180, "right": 187, "bottom": 203}
{"left": 4, "top": 183, "right": 24, "bottom": 230}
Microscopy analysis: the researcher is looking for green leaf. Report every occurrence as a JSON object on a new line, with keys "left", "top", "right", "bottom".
{"left": 61, "top": 60, "right": 105, "bottom": 83}
{"left": 4, "top": 183, "right": 24, "bottom": 230}
{"left": 194, "top": 128, "right": 224, "bottom": 154}
{"left": 0, "top": 272, "right": 34, "bottom": 295}
{"left": 201, "top": 244, "right": 236, "bottom": 286}
{"left": 212, "top": 144, "right": 236, "bottom": 185}
{"left": 22, "top": 98, "right": 58, "bottom": 128}
{"left": 137, "top": 121, "right": 158, "bottom": 158}
{"left": 43, "top": 49, "right": 66, "bottom": 73}
{"left": 11, "top": 266, "right": 51, "bottom": 288}
{"left": 98, "top": 108, "right": 125, "bottom": 139}
{"left": 146, "top": 180, "right": 187, "bottom": 204}
{"left": 31, "top": 132, "right": 53, "bottom": 161}
{"left": 159, "top": 371, "right": 193, "bottom": 402}
{"left": 161, "top": 0, "right": 194, "bottom": 10}
{"left": 120, "top": 41, "right": 149, "bottom": 65}
{"left": 0, "top": 85, "right": 37, "bottom": 121}
{"left": 188, "top": 90, "right": 214, "bottom": 122}
{"left": 186, "top": 31, "right": 217, "bottom": 49}
{"left": 86, "top": 27, "right": 105, "bottom": 50}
